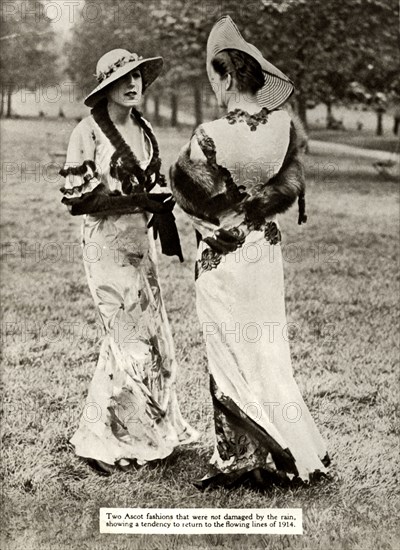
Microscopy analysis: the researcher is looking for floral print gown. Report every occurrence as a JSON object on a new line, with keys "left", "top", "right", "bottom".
{"left": 61, "top": 115, "right": 198, "bottom": 466}
{"left": 171, "top": 108, "right": 330, "bottom": 486}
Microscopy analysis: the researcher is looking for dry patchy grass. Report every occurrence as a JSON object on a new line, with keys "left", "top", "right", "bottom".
{"left": 0, "top": 118, "right": 399, "bottom": 550}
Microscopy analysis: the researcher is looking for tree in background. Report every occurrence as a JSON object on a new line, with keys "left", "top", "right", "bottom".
{"left": 259, "top": 0, "right": 399, "bottom": 129}
{"left": 65, "top": 0, "right": 154, "bottom": 99}
{"left": 65, "top": 1, "right": 275, "bottom": 124}
{"left": 62, "top": 0, "right": 399, "bottom": 129}
{"left": 149, "top": 0, "right": 211, "bottom": 126}
{"left": 348, "top": 29, "right": 400, "bottom": 136}
{"left": 147, "top": 0, "right": 399, "bottom": 129}
{"left": 64, "top": 0, "right": 213, "bottom": 125}
{"left": 0, "top": 0, "right": 58, "bottom": 117}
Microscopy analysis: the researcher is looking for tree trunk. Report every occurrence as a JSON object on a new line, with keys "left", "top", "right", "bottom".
{"left": 170, "top": 92, "right": 178, "bottom": 127}
{"left": 376, "top": 109, "right": 384, "bottom": 136}
{"left": 326, "top": 101, "right": 332, "bottom": 128}
{"left": 154, "top": 95, "right": 161, "bottom": 126}
{"left": 0, "top": 89, "right": 3, "bottom": 117}
{"left": 194, "top": 84, "right": 203, "bottom": 126}
{"left": 6, "top": 86, "right": 12, "bottom": 118}
{"left": 296, "top": 95, "right": 308, "bottom": 131}
{"left": 394, "top": 114, "right": 400, "bottom": 136}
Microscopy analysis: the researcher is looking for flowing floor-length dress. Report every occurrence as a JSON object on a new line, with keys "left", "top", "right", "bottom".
{"left": 60, "top": 113, "right": 198, "bottom": 466}
{"left": 171, "top": 107, "right": 330, "bottom": 486}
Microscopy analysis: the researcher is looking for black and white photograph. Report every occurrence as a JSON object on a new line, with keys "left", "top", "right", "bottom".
{"left": 1, "top": 1, "right": 399, "bottom": 549}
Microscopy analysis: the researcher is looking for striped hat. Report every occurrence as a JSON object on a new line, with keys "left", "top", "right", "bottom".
{"left": 207, "top": 16, "right": 294, "bottom": 110}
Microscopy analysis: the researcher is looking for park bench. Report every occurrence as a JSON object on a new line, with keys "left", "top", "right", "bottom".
{"left": 372, "top": 139, "right": 399, "bottom": 181}
{"left": 327, "top": 116, "right": 345, "bottom": 130}
{"left": 372, "top": 158, "right": 399, "bottom": 181}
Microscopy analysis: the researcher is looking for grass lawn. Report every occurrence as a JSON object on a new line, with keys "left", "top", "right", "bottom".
{"left": 1, "top": 118, "right": 399, "bottom": 550}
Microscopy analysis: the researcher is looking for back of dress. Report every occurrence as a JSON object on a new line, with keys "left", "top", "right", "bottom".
{"left": 202, "top": 108, "right": 290, "bottom": 192}
{"left": 171, "top": 107, "right": 303, "bottom": 239}
{"left": 170, "top": 105, "right": 329, "bottom": 487}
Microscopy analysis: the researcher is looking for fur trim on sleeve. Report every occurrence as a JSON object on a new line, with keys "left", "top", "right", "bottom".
{"left": 59, "top": 159, "right": 102, "bottom": 199}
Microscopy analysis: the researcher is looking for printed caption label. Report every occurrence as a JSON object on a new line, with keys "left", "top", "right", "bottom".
{"left": 100, "top": 508, "right": 302, "bottom": 534}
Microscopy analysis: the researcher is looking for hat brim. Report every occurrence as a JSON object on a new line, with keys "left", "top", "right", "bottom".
{"left": 84, "top": 57, "right": 163, "bottom": 108}
{"left": 207, "top": 16, "right": 294, "bottom": 110}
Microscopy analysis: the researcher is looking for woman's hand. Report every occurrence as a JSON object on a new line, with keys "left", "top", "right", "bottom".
{"left": 135, "top": 193, "right": 175, "bottom": 214}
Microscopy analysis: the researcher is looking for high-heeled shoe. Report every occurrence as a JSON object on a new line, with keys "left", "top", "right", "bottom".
{"left": 87, "top": 458, "right": 115, "bottom": 475}
{"left": 117, "top": 458, "right": 131, "bottom": 472}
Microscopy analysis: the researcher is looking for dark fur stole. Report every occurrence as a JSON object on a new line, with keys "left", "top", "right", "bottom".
{"left": 170, "top": 120, "right": 306, "bottom": 228}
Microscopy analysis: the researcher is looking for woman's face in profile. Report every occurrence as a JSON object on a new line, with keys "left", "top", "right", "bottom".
{"left": 107, "top": 69, "right": 143, "bottom": 108}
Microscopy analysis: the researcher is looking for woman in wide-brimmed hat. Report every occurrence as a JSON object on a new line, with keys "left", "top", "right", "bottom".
{"left": 170, "top": 16, "right": 330, "bottom": 489}
{"left": 60, "top": 49, "right": 198, "bottom": 473}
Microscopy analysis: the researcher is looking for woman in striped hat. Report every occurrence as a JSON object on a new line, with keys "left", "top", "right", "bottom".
{"left": 170, "top": 16, "right": 330, "bottom": 489}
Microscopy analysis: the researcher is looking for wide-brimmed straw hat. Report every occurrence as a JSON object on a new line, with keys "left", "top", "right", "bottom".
{"left": 207, "top": 16, "right": 294, "bottom": 110}
{"left": 84, "top": 49, "right": 163, "bottom": 108}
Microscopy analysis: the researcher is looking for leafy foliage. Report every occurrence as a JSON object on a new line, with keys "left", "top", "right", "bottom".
{"left": 0, "top": 0, "right": 58, "bottom": 91}
{"left": 64, "top": 0, "right": 398, "bottom": 126}
{"left": 1, "top": 116, "right": 399, "bottom": 550}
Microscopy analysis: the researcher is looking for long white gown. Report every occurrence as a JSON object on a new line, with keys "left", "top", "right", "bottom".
{"left": 61, "top": 113, "right": 198, "bottom": 466}
{"left": 171, "top": 107, "right": 330, "bottom": 486}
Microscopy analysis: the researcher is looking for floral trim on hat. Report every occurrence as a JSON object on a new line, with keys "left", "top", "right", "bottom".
{"left": 96, "top": 53, "right": 143, "bottom": 83}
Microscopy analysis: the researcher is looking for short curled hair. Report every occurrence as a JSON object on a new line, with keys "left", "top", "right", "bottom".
{"left": 211, "top": 49, "right": 265, "bottom": 95}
